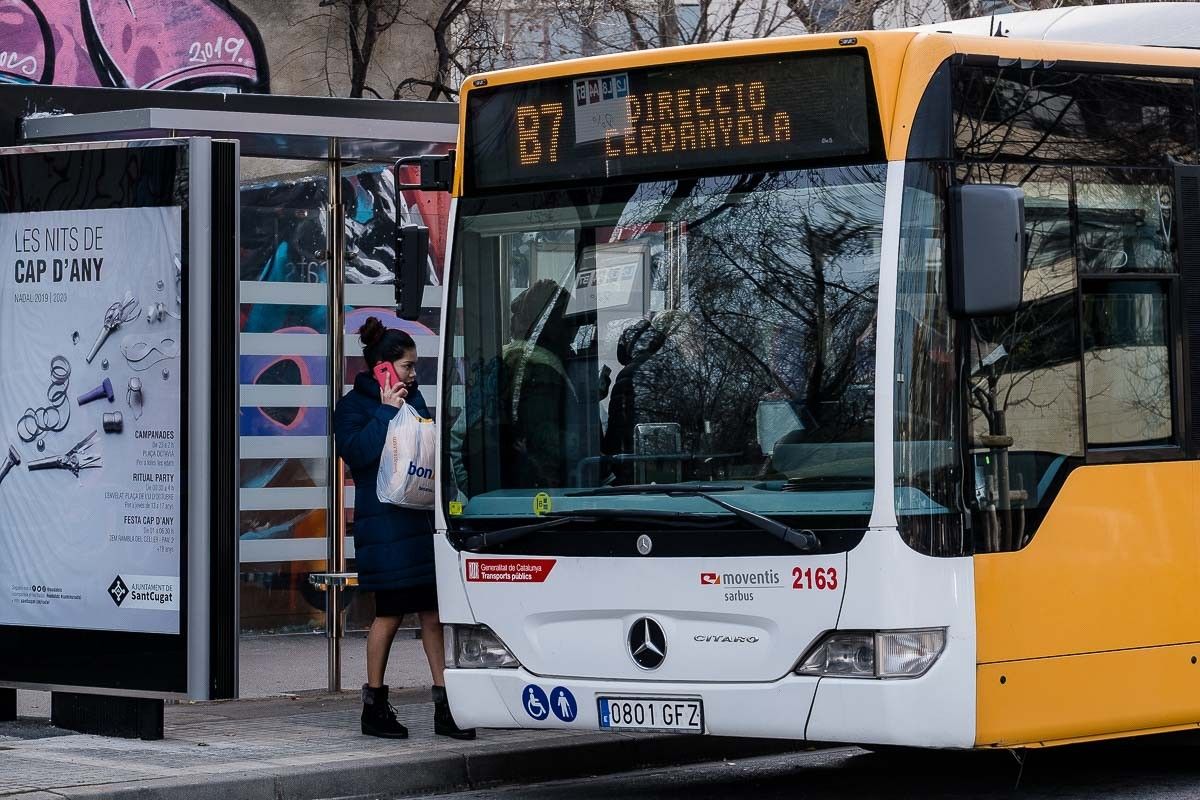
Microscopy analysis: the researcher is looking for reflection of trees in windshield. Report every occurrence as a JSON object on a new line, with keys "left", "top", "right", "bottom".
{"left": 446, "top": 165, "right": 886, "bottom": 500}
{"left": 609, "top": 168, "right": 883, "bottom": 481}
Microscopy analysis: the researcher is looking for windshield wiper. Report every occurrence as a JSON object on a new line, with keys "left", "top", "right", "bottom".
{"left": 454, "top": 508, "right": 726, "bottom": 551}
{"left": 685, "top": 491, "right": 820, "bottom": 553}
{"left": 570, "top": 484, "right": 819, "bottom": 553}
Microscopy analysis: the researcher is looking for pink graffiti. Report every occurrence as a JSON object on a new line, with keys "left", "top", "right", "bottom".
{"left": 0, "top": 0, "right": 54, "bottom": 84}
{"left": 0, "top": 0, "right": 268, "bottom": 92}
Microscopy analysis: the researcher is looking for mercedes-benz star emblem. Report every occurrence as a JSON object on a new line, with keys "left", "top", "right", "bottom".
{"left": 636, "top": 534, "right": 653, "bottom": 555}
{"left": 628, "top": 617, "right": 667, "bottom": 670}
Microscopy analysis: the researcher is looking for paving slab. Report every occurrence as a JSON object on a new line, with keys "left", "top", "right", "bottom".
{"left": 0, "top": 692, "right": 797, "bottom": 800}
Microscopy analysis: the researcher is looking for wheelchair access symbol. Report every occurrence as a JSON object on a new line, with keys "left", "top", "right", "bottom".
{"left": 523, "top": 684, "right": 550, "bottom": 720}
{"left": 550, "top": 686, "right": 578, "bottom": 722}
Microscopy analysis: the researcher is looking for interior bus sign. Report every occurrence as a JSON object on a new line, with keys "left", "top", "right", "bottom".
{"left": 467, "top": 50, "right": 878, "bottom": 191}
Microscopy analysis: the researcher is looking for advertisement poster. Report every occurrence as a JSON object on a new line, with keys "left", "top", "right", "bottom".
{"left": 0, "top": 206, "right": 183, "bottom": 635}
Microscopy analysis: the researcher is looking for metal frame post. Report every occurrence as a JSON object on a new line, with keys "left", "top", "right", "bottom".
{"left": 326, "top": 146, "right": 347, "bottom": 693}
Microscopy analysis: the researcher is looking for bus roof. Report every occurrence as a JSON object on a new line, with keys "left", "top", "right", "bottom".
{"left": 912, "top": 2, "right": 1200, "bottom": 48}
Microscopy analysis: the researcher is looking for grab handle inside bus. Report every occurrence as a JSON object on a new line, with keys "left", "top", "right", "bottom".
{"left": 948, "top": 184, "right": 1025, "bottom": 317}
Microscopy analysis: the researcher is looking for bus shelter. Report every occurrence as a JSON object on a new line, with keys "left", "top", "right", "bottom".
{"left": 0, "top": 85, "right": 456, "bottom": 711}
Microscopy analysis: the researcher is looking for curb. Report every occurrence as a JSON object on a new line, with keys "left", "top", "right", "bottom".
{"left": 26, "top": 733, "right": 801, "bottom": 799}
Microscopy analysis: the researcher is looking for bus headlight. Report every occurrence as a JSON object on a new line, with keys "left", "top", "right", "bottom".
{"left": 795, "top": 628, "right": 946, "bottom": 679}
{"left": 445, "top": 624, "right": 520, "bottom": 669}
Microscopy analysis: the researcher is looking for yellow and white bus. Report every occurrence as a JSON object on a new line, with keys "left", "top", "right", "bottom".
{"left": 431, "top": 6, "right": 1200, "bottom": 749}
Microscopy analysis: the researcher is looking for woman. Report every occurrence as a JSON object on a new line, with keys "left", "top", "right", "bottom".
{"left": 333, "top": 316, "right": 474, "bottom": 740}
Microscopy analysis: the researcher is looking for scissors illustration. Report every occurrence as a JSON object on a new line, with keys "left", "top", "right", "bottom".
{"left": 87, "top": 292, "right": 140, "bottom": 364}
{"left": 27, "top": 430, "right": 102, "bottom": 477}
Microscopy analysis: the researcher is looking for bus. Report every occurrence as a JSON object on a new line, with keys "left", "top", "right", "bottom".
{"left": 429, "top": 7, "right": 1200, "bottom": 749}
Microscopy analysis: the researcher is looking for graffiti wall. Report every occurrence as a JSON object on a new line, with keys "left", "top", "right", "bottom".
{"left": 0, "top": 0, "right": 268, "bottom": 91}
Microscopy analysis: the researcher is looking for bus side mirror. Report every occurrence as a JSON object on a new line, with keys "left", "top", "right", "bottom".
{"left": 395, "top": 224, "right": 428, "bottom": 321}
{"left": 949, "top": 184, "right": 1025, "bottom": 317}
{"left": 396, "top": 153, "right": 455, "bottom": 191}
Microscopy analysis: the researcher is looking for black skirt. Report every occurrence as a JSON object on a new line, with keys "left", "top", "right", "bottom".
{"left": 374, "top": 583, "right": 438, "bottom": 618}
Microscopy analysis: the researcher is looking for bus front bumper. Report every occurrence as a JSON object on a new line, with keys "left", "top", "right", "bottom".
{"left": 444, "top": 635, "right": 974, "bottom": 747}
{"left": 444, "top": 668, "right": 820, "bottom": 739}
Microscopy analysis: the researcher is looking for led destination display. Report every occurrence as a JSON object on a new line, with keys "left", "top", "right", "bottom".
{"left": 466, "top": 50, "right": 878, "bottom": 190}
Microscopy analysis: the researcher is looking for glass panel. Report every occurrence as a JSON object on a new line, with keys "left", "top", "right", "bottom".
{"left": 1076, "top": 169, "right": 1175, "bottom": 274}
{"left": 961, "top": 164, "right": 1082, "bottom": 553}
{"left": 241, "top": 458, "right": 328, "bottom": 490}
{"left": 895, "top": 163, "right": 963, "bottom": 556}
{"left": 240, "top": 560, "right": 327, "bottom": 634}
{"left": 1083, "top": 282, "right": 1173, "bottom": 448}
{"left": 344, "top": 166, "right": 397, "bottom": 286}
{"left": 240, "top": 508, "right": 328, "bottom": 544}
{"left": 240, "top": 304, "right": 330, "bottom": 334}
{"left": 341, "top": 161, "right": 447, "bottom": 631}
{"left": 340, "top": 160, "right": 448, "bottom": 395}
{"left": 241, "top": 165, "right": 330, "bottom": 285}
{"left": 954, "top": 67, "right": 1196, "bottom": 166}
{"left": 445, "top": 165, "right": 885, "bottom": 522}
{"left": 239, "top": 157, "right": 331, "bottom": 634}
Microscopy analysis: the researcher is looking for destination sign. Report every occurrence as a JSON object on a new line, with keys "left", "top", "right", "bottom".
{"left": 465, "top": 50, "right": 878, "bottom": 191}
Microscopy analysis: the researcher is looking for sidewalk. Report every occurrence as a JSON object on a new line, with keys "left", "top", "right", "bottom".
{"left": 1, "top": 690, "right": 796, "bottom": 799}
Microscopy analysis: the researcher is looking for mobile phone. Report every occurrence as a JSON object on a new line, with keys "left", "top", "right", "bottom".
{"left": 373, "top": 362, "right": 400, "bottom": 389}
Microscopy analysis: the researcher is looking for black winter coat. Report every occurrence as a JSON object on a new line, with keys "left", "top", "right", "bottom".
{"left": 333, "top": 372, "right": 435, "bottom": 591}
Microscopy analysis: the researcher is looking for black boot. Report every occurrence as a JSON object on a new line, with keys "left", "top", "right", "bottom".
{"left": 361, "top": 684, "right": 408, "bottom": 739}
{"left": 433, "top": 685, "right": 476, "bottom": 740}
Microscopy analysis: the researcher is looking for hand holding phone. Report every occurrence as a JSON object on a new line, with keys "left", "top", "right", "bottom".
{"left": 381, "top": 382, "right": 407, "bottom": 408}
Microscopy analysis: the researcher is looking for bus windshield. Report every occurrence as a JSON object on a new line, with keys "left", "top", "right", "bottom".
{"left": 443, "top": 164, "right": 885, "bottom": 521}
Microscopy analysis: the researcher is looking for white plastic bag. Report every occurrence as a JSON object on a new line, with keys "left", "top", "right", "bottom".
{"left": 376, "top": 404, "right": 437, "bottom": 509}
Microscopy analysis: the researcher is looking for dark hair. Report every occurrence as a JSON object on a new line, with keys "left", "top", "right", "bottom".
{"left": 359, "top": 316, "right": 416, "bottom": 367}
{"left": 616, "top": 318, "right": 667, "bottom": 366}
{"left": 510, "top": 279, "right": 569, "bottom": 341}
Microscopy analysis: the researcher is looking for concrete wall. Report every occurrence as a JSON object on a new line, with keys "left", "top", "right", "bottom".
{"left": 237, "top": 0, "right": 440, "bottom": 99}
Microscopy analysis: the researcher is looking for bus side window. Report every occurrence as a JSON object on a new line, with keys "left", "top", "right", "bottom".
{"left": 960, "top": 164, "right": 1083, "bottom": 554}
{"left": 1081, "top": 282, "right": 1174, "bottom": 448}
{"left": 1076, "top": 168, "right": 1179, "bottom": 452}
{"left": 960, "top": 163, "right": 1185, "bottom": 553}
{"left": 953, "top": 67, "right": 1196, "bottom": 167}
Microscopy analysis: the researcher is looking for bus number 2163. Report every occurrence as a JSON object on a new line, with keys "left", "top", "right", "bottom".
{"left": 792, "top": 566, "right": 838, "bottom": 590}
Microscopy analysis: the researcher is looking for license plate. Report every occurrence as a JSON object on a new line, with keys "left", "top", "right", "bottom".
{"left": 597, "top": 696, "right": 704, "bottom": 733}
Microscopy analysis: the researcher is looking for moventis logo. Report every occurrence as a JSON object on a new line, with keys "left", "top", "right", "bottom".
{"left": 699, "top": 569, "right": 782, "bottom": 589}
